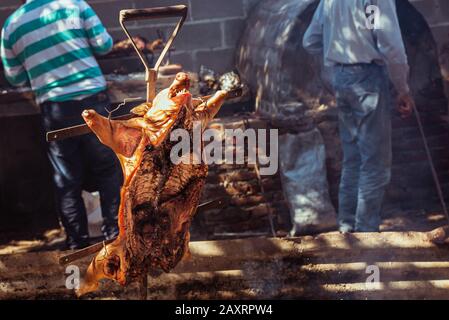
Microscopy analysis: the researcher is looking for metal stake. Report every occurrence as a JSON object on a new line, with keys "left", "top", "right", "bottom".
{"left": 413, "top": 105, "right": 449, "bottom": 222}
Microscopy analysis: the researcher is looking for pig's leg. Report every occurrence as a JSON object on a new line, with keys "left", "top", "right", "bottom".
{"left": 194, "top": 90, "right": 228, "bottom": 127}
{"left": 77, "top": 237, "right": 128, "bottom": 297}
{"left": 82, "top": 110, "right": 142, "bottom": 158}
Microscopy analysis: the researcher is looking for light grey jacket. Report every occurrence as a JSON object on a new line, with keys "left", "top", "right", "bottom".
{"left": 303, "top": 0, "right": 410, "bottom": 95}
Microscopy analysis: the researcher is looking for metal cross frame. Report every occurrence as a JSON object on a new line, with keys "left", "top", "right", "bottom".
{"left": 119, "top": 5, "right": 188, "bottom": 103}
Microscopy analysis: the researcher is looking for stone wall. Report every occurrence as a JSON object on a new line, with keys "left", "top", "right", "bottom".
{"left": 0, "top": 0, "right": 260, "bottom": 79}
{"left": 411, "top": 0, "right": 449, "bottom": 99}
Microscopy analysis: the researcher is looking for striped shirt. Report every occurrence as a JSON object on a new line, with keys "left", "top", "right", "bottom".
{"left": 1, "top": 0, "right": 113, "bottom": 104}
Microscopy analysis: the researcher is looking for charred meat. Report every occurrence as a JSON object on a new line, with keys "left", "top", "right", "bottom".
{"left": 78, "top": 72, "right": 227, "bottom": 295}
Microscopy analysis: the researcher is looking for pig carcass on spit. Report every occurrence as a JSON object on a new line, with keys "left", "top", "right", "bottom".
{"left": 78, "top": 72, "right": 227, "bottom": 295}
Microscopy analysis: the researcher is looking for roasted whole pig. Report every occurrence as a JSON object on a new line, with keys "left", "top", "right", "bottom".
{"left": 78, "top": 72, "right": 227, "bottom": 295}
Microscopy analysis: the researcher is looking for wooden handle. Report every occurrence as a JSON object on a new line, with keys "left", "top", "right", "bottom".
{"left": 119, "top": 5, "right": 187, "bottom": 23}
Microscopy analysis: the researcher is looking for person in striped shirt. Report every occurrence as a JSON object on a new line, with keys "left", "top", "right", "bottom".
{"left": 1, "top": 0, "right": 122, "bottom": 249}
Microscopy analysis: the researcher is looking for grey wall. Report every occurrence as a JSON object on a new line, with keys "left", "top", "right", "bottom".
{"left": 0, "top": 0, "right": 262, "bottom": 75}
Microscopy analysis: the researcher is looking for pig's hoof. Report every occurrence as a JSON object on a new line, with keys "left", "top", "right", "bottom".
{"left": 82, "top": 110, "right": 97, "bottom": 119}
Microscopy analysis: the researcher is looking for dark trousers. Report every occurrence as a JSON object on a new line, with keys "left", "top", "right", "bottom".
{"left": 41, "top": 92, "right": 123, "bottom": 248}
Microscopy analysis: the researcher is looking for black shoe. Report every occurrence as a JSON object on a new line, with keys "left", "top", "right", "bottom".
{"left": 104, "top": 230, "right": 119, "bottom": 241}
{"left": 102, "top": 224, "right": 119, "bottom": 241}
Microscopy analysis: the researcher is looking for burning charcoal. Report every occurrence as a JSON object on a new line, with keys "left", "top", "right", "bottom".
{"left": 78, "top": 72, "right": 229, "bottom": 296}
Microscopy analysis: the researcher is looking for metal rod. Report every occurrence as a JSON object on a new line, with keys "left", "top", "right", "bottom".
{"left": 413, "top": 105, "right": 449, "bottom": 222}
{"left": 138, "top": 275, "right": 148, "bottom": 300}
{"left": 46, "top": 88, "right": 243, "bottom": 142}
{"left": 46, "top": 113, "right": 135, "bottom": 142}
{"left": 153, "top": 12, "right": 186, "bottom": 71}
{"left": 242, "top": 118, "right": 277, "bottom": 238}
{"left": 59, "top": 239, "right": 115, "bottom": 266}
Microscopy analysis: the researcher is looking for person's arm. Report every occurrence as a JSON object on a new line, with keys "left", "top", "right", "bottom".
{"left": 1, "top": 26, "right": 29, "bottom": 87}
{"left": 302, "top": 0, "right": 324, "bottom": 55}
{"left": 373, "top": 0, "right": 410, "bottom": 96}
{"left": 79, "top": 0, "right": 113, "bottom": 56}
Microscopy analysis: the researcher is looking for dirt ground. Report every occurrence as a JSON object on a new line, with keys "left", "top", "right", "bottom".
{"left": 0, "top": 209, "right": 446, "bottom": 255}
{"left": 3, "top": 230, "right": 449, "bottom": 300}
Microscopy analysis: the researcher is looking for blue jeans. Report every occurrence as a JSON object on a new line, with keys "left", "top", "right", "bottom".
{"left": 41, "top": 92, "right": 122, "bottom": 248}
{"left": 332, "top": 63, "right": 392, "bottom": 232}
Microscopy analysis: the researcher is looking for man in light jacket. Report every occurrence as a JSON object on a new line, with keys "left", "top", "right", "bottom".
{"left": 303, "top": 0, "right": 414, "bottom": 232}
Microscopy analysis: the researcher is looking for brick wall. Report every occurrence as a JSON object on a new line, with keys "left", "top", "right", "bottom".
{"left": 0, "top": 0, "right": 260, "bottom": 75}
